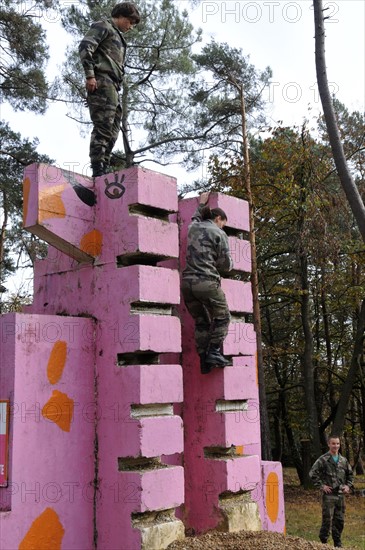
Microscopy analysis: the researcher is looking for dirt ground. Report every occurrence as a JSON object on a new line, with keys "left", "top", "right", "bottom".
{"left": 167, "top": 465, "right": 364, "bottom": 549}
{"left": 167, "top": 530, "right": 358, "bottom": 549}
{"left": 167, "top": 477, "right": 364, "bottom": 550}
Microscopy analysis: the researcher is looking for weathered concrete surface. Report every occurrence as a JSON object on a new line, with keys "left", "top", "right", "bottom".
{"left": 0, "top": 313, "right": 95, "bottom": 550}
{"left": 219, "top": 492, "right": 261, "bottom": 532}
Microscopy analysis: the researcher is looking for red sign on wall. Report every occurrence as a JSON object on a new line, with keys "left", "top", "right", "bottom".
{"left": 0, "top": 401, "right": 10, "bottom": 487}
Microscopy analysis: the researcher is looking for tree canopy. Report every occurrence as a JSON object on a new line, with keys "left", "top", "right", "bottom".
{"left": 61, "top": 0, "right": 202, "bottom": 167}
{"left": 0, "top": 121, "right": 51, "bottom": 310}
{"left": 0, "top": 0, "right": 54, "bottom": 306}
{"left": 313, "top": 0, "right": 365, "bottom": 242}
{"left": 0, "top": 0, "right": 52, "bottom": 113}
{"left": 206, "top": 106, "right": 365, "bottom": 474}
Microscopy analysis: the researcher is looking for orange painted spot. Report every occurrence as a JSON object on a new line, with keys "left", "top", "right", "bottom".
{"left": 283, "top": 524, "right": 286, "bottom": 535}
{"left": 47, "top": 340, "right": 67, "bottom": 385}
{"left": 266, "top": 471, "right": 279, "bottom": 523}
{"left": 80, "top": 229, "right": 103, "bottom": 257}
{"left": 19, "top": 507, "right": 65, "bottom": 550}
{"left": 23, "top": 177, "right": 31, "bottom": 225}
{"left": 236, "top": 445, "right": 244, "bottom": 455}
{"left": 42, "top": 390, "right": 74, "bottom": 432}
{"left": 39, "top": 184, "right": 66, "bottom": 223}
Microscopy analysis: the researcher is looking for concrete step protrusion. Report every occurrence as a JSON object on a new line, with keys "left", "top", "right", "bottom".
{"left": 218, "top": 491, "right": 261, "bottom": 532}
{"left": 132, "top": 509, "right": 185, "bottom": 550}
{"left": 23, "top": 163, "right": 96, "bottom": 263}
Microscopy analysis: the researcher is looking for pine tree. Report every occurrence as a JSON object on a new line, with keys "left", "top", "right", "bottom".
{"left": 60, "top": 1, "right": 271, "bottom": 168}
{"left": 0, "top": 0, "right": 54, "bottom": 305}
{"left": 60, "top": 0, "right": 202, "bottom": 167}
{"left": 0, "top": 0, "right": 51, "bottom": 112}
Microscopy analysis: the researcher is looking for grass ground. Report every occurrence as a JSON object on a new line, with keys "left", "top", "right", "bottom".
{"left": 284, "top": 468, "right": 365, "bottom": 549}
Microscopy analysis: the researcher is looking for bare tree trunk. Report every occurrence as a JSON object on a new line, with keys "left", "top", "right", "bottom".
{"left": 332, "top": 298, "right": 365, "bottom": 434}
{"left": 296, "top": 145, "right": 322, "bottom": 458}
{"left": 272, "top": 399, "right": 282, "bottom": 461}
{"left": 361, "top": 368, "right": 365, "bottom": 457}
{"left": 282, "top": 391, "right": 304, "bottom": 484}
{"left": 120, "top": 83, "right": 135, "bottom": 167}
{"left": 296, "top": 158, "right": 321, "bottom": 458}
{"left": 262, "top": 277, "right": 284, "bottom": 462}
{"left": 238, "top": 84, "right": 272, "bottom": 460}
{"left": 320, "top": 269, "right": 337, "bottom": 412}
{"left": 351, "top": 398, "right": 364, "bottom": 474}
{"left": 0, "top": 190, "right": 9, "bottom": 313}
{"left": 298, "top": 252, "right": 321, "bottom": 458}
{"left": 313, "top": 0, "right": 365, "bottom": 242}
{"left": 300, "top": 439, "right": 313, "bottom": 488}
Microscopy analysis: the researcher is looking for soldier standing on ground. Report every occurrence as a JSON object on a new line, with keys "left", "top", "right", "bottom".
{"left": 79, "top": 2, "right": 140, "bottom": 178}
{"left": 309, "top": 434, "right": 354, "bottom": 548}
{"left": 181, "top": 192, "right": 233, "bottom": 375}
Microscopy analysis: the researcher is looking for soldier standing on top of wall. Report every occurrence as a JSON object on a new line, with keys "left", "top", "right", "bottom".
{"left": 309, "top": 434, "right": 354, "bottom": 548}
{"left": 79, "top": 2, "right": 140, "bottom": 178}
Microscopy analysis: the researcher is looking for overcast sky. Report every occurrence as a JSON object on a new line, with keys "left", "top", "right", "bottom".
{"left": 195, "top": 0, "right": 365, "bottom": 114}
{"left": 2, "top": 0, "right": 364, "bottom": 181}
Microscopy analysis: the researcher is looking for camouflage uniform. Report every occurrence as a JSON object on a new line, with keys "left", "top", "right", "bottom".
{"left": 79, "top": 19, "right": 126, "bottom": 167}
{"left": 182, "top": 204, "right": 233, "bottom": 354}
{"left": 309, "top": 452, "right": 353, "bottom": 546}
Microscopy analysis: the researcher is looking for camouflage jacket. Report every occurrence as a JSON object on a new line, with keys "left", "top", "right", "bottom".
{"left": 182, "top": 204, "right": 233, "bottom": 282}
{"left": 309, "top": 452, "right": 354, "bottom": 492}
{"left": 79, "top": 18, "right": 127, "bottom": 83}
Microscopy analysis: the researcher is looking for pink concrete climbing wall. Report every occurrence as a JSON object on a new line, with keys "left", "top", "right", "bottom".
{"left": 0, "top": 163, "right": 285, "bottom": 550}
{"left": 1, "top": 165, "right": 185, "bottom": 550}
{"left": 178, "top": 194, "right": 285, "bottom": 534}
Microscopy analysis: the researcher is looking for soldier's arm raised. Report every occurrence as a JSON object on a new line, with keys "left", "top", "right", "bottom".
{"left": 191, "top": 192, "right": 210, "bottom": 222}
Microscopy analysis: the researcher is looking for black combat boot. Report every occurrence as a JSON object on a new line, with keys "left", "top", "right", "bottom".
{"left": 91, "top": 162, "right": 104, "bottom": 178}
{"left": 334, "top": 542, "right": 342, "bottom": 548}
{"left": 199, "top": 353, "right": 211, "bottom": 375}
{"left": 205, "top": 343, "right": 231, "bottom": 367}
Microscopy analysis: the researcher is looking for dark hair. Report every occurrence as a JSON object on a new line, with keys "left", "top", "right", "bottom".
{"left": 201, "top": 206, "right": 227, "bottom": 222}
{"left": 328, "top": 434, "right": 341, "bottom": 442}
{"left": 111, "top": 2, "right": 141, "bottom": 23}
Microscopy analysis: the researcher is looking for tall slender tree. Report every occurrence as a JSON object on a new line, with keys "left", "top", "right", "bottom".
{"left": 60, "top": 0, "right": 203, "bottom": 167}
{"left": 313, "top": 0, "right": 365, "bottom": 241}
{"left": 61, "top": 3, "right": 271, "bottom": 168}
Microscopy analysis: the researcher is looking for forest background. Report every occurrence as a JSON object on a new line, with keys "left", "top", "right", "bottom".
{"left": 0, "top": 0, "right": 364, "bottom": 482}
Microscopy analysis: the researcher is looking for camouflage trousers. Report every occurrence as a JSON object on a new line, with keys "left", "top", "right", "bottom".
{"left": 319, "top": 493, "right": 345, "bottom": 544}
{"left": 87, "top": 76, "right": 122, "bottom": 165}
{"left": 181, "top": 278, "right": 230, "bottom": 354}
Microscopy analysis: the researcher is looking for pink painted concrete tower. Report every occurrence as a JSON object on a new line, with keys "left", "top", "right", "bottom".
{"left": 0, "top": 163, "right": 285, "bottom": 550}
{"left": 178, "top": 194, "right": 285, "bottom": 535}
{"left": 1, "top": 164, "right": 185, "bottom": 549}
